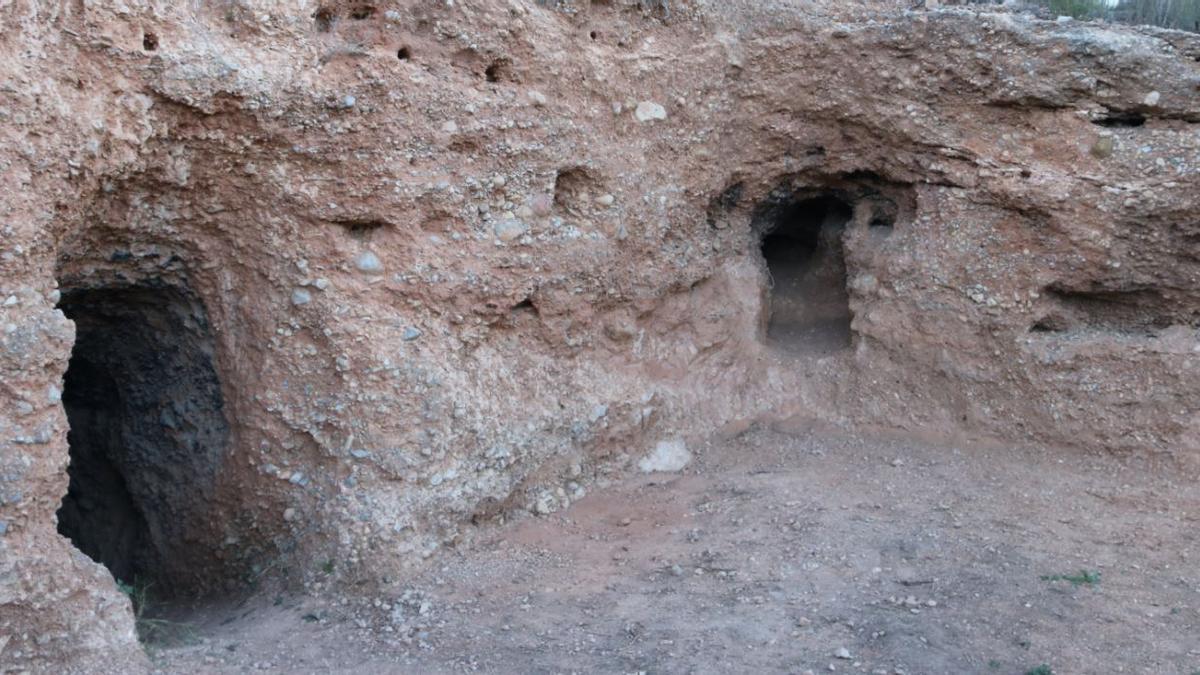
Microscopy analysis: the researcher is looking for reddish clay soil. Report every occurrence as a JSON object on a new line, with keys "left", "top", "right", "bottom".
{"left": 149, "top": 425, "right": 1200, "bottom": 674}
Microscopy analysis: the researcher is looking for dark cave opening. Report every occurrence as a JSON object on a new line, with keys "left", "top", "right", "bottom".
{"left": 759, "top": 195, "right": 854, "bottom": 353}
{"left": 56, "top": 283, "right": 229, "bottom": 594}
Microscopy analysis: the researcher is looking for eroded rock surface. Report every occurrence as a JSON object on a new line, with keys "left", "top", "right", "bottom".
{"left": 1, "top": 0, "right": 1197, "bottom": 670}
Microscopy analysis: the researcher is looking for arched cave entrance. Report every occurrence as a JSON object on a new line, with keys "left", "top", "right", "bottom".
{"left": 56, "top": 280, "right": 229, "bottom": 595}
{"left": 758, "top": 194, "right": 854, "bottom": 353}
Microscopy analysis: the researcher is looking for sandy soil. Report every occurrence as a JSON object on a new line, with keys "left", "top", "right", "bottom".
{"left": 148, "top": 424, "right": 1200, "bottom": 674}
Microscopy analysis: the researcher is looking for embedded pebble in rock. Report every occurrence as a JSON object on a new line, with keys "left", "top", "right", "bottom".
{"left": 402, "top": 327, "right": 422, "bottom": 341}
{"left": 528, "top": 90, "right": 548, "bottom": 107}
{"left": 834, "top": 647, "right": 852, "bottom": 660}
{"left": 493, "top": 218, "right": 528, "bottom": 242}
{"left": 634, "top": 101, "right": 667, "bottom": 122}
{"left": 1091, "top": 135, "right": 1115, "bottom": 159}
{"left": 354, "top": 251, "right": 384, "bottom": 274}
{"left": 1144, "top": 90, "right": 1161, "bottom": 106}
{"left": 291, "top": 288, "right": 312, "bottom": 306}
{"left": 595, "top": 193, "right": 615, "bottom": 207}
{"left": 531, "top": 194, "right": 553, "bottom": 217}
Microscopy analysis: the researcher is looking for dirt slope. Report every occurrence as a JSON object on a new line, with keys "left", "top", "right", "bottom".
{"left": 150, "top": 425, "right": 1200, "bottom": 674}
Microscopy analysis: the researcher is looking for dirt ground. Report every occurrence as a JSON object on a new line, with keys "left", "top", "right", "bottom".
{"left": 146, "top": 424, "right": 1200, "bottom": 675}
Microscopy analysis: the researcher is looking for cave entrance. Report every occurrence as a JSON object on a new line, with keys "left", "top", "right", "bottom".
{"left": 56, "top": 282, "right": 229, "bottom": 596}
{"left": 759, "top": 195, "right": 854, "bottom": 354}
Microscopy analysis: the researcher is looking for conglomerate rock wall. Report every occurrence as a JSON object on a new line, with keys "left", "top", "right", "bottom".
{"left": 1, "top": 0, "right": 1197, "bottom": 670}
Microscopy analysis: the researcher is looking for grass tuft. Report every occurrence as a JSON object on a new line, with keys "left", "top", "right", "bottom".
{"left": 116, "top": 578, "right": 196, "bottom": 648}
{"left": 1040, "top": 570, "right": 1100, "bottom": 587}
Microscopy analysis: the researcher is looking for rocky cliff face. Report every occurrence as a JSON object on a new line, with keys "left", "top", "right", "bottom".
{"left": 1, "top": 0, "right": 1197, "bottom": 670}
